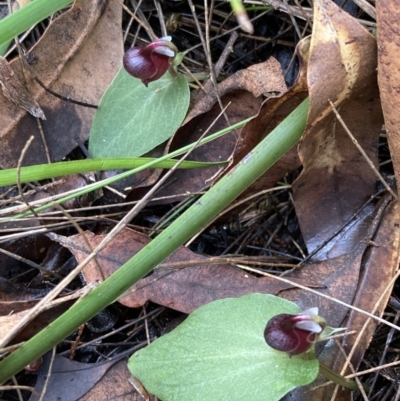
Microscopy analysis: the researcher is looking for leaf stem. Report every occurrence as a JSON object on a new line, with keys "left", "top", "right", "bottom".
{"left": 319, "top": 362, "right": 365, "bottom": 392}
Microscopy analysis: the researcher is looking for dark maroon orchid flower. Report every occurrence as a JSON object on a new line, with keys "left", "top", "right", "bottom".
{"left": 264, "top": 307, "right": 326, "bottom": 356}
{"left": 123, "top": 36, "right": 178, "bottom": 87}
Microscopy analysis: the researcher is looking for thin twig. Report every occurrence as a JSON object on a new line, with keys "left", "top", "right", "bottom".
{"left": 282, "top": 0, "right": 302, "bottom": 38}
{"left": 0, "top": 246, "right": 63, "bottom": 277}
{"left": 329, "top": 340, "right": 369, "bottom": 401}
{"left": 36, "top": 118, "right": 52, "bottom": 165}
{"left": 38, "top": 347, "right": 56, "bottom": 401}
{"left": 350, "top": 0, "right": 376, "bottom": 20}
{"left": 17, "top": 135, "right": 39, "bottom": 218}
{"left": 153, "top": 0, "right": 167, "bottom": 37}
{"left": 120, "top": 0, "right": 156, "bottom": 41}
{"left": 345, "top": 360, "right": 400, "bottom": 379}
{"left": 0, "top": 385, "right": 39, "bottom": 398}
{"left": 11, "top": 375, "right": 23, "bottom": 401}
{"left": 203, "top": 0, "right": 231, "bottom": 127}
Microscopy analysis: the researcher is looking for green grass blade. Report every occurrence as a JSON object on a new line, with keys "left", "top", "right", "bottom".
{"left": 0, "top": 0, "right": 74, "bottom": 47}
{"left": 1, "top": 117, "right": 251, "bottom": 221}
{"left": 0, "top": 158, "right": 226, "bottom": 187}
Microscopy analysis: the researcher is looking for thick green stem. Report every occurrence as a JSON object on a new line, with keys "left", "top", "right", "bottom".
{"left": 0, "top": 98, "right": 309, "bottom": 383}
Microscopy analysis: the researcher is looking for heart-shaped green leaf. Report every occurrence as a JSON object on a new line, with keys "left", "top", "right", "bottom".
{"left": 128, "top": 294, "right": 319, "bottom": 401}
{"left": 89, "top": 69, "right": 189, "bottom": 158}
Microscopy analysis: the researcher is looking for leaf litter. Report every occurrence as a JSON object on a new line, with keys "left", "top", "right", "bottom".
{"left": 0, "top": 0, "right": 122, "bottom": 168}
{"left": 0, "top": 0, "right": 400, "bottom": 400}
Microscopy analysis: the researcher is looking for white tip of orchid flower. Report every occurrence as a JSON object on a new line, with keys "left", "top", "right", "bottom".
{"left": 159, "top": 36, "right": 172, "bottom": 42}
{"left": 295, "top": 320, "right": 323, "bottom": 333}
{"left": 302, "top": 307, "right": 319, "bottom": 316}
{"left": 154, "top": 47, "right": 175, "bottom": 57}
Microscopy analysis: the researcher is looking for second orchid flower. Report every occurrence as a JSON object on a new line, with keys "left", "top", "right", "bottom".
{"left": 264, "top": 307, "right": 327, "bottom": 356}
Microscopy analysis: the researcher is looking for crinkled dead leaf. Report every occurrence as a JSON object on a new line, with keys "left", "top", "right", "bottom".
{"left": 29, "top": 352, "right": 128, "bottom": 401}
{"left": 0, "top": 302, "right": 72, "bottom": 345}
{"left": 292, "top": 0, "right": 382, "bottom": 258}
{"left": 377, "top": 0, "right": 400, "bottom": 190}
{"left": 78, "top": 360, "right": 143, "bottom": 401}
{"left": 184, "top": 57, "right": 287, "bottom": 125}
{"left": 48, "top": 229, "right": 316, "bottom": 314}
{"left": 0, "top": 277, "right": 47, "bottom": 314}
{"left": 215, "top": 37, "right": 310, "bottom": 218}
{"left": 0, "top": 57, "right": 45, "bottom": 119}
{"left": 278, "top": 0, "right": 399, "bottom": 400}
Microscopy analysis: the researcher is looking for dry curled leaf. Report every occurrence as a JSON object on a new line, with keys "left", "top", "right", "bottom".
{"left": 29, "top": 352, "right": 129, "bottom": 401}
{"left": 0, "top": 57, "right": 45, "bottom": 119}
{"left": 377, "top": 0, "right": 400, "bottom": 190}
{"left": 184, "top": 57, "right": 287, "bottom": 125}
{"left": 49, "top": 229, "right": 316, "bottom": 314}
{"left": 78, "top": 360, "right": 143, "bottom": 401}
{"left": 292, "top": 0, "right": 382, "bottom": 258}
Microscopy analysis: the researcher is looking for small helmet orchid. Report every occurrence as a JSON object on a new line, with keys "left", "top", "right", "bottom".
{"left": 123, "top": 36, "right": 178, "bottom": 87}
{"left": 264, "top": 307, "right": 326, "bottom": 356}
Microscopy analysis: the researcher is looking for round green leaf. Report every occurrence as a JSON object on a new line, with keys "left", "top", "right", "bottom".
{"left": 128, "top": 294, "right": 319, "bottom": 401}
{"left": 88, "top": 69, "right": 190, "bottom": 158}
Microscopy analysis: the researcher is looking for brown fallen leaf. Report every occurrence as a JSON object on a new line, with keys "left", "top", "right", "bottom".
{"left": 0, "top": 302, "right": 72, "bottom": 344}
{"left": 0, "top": 0, "right": 122, "bottom": 168}
{"left": 0, "top": 57, "right": 45, "bottom": 119}
{"left": 29, "top": 350, "right": 133, "bottom": 401}
{"left": 0, "top": 277, "right": 48, "bottom": 315}
{"left": 183, "top": 57, "right": 287, "bottom": 125}
{"left": 0, "top": 234, "right": 53, "bottom": 277}
{"left": 376, "top": 0, "right": 400, "bottom": 190}
{"left": 292, "top": 0, "right": 382, "bottom": 258}
{"left": 283, "top": 240, "right": 371, "bottom": 329}
{"left": 337, "top": 200, "right": 400, "bottom": 379}
{"left": 48, "top": 229, "right": 315, "bottom": 314}
{"left": 77, "top": 360, "right": 143, "bottom": 401}
{"left": 233, "top": 35, "right": 310, "bottom": 163}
